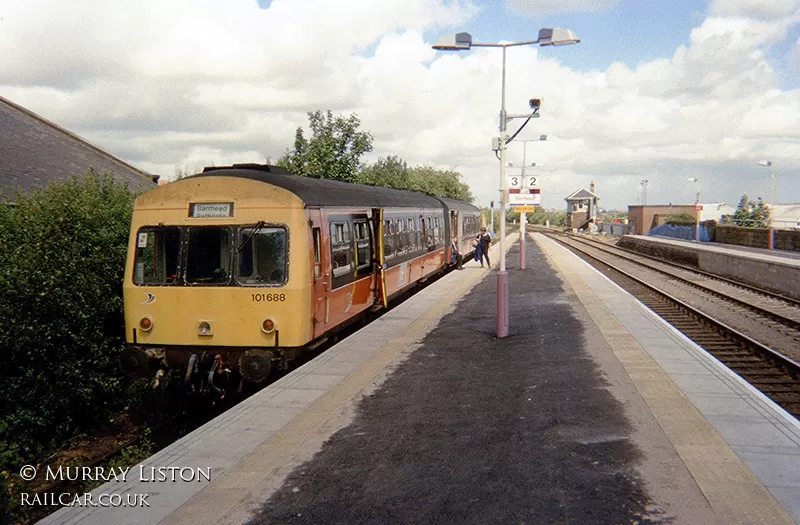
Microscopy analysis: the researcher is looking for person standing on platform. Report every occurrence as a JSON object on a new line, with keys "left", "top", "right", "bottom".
{"left": 476, "top": 227, "right": 491, "bottom": 268}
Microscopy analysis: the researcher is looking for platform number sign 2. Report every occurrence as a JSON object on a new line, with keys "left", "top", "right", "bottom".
{"left": 526, "top": 176, "right": 537, "bottom": 189}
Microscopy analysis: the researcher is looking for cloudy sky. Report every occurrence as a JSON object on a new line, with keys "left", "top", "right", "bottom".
{"left": 1, "top": 0, "right": 798, "bottom": 210}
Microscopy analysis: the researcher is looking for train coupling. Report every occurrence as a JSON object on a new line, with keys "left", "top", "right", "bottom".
{"left": 119, "top": 346, "right": 165, "bottom": 378}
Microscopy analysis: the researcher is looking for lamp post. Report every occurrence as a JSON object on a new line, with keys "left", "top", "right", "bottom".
{"left": 688, "top": 177, "right": 701, "bottom": 241}
{"left": 518, "top": 135, "right": 546, "bottom": 270}
{"left": 758, "top": 160, "right": 775, "bottom": 249}
{"left": 433, "top": 28, "right": 579, "bottom": 338}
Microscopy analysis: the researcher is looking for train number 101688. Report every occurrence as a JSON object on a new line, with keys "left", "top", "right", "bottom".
{"left": 251, "top": 293, "right": 286, "bottom": 302}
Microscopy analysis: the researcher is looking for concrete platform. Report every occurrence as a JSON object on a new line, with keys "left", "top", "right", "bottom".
{"left": 38, "top": 232, "right": 800, "bottom": 525}
{"left": 617, "top": 234, "right": 800, "bottom": 299}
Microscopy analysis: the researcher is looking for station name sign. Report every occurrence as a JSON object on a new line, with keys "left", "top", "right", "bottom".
{"left": 190, "top": 202, "right": 234, "bottom": 218}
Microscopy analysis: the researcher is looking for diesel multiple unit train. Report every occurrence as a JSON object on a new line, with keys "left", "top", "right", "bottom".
{"left": 119, "top": 164, "right": 481, "bottom": 394}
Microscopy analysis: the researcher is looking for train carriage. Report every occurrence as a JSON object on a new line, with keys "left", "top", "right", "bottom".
{"left": 120, "top": 164, "right": 479, "bottom": 393}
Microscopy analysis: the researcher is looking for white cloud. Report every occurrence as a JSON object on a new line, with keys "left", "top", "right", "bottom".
{"left": 709, "top": 0, "right": 800, "bottom": 19}
{"left": 506, "top": 0, "right": 617, "bottom": 15}
{"left": 1, "top": 0, "right": 799, "bottom": 211}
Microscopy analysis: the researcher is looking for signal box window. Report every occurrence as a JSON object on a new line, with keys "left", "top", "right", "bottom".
{"left": 134, "top": 227, "right": 180, "bottom": 285}
{"left": 186, "top": 228, "right": 232, "bottom": 284}
{"left": 237, "top": 226, "right": 287, "bottom": 285}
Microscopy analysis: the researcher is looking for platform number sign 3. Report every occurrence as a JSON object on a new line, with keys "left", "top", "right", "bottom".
{"left": 508, "top": 176, "right": 522, "bottom": 190}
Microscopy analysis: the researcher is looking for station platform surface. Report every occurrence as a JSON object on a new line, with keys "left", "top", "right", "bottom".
{"left": 620, "top": 233, "right": 800, "bottom": 264}
{"left": 40, "top": 232, "right": 800, "bottom": 525}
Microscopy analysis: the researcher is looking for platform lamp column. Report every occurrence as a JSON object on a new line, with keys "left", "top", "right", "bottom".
{"left": 758, "top": 160, "right": 774, "bottom": 250}
{"left": 432, "top": 28, "right": 580, "bottom": 338}
{"left": 519, "top": 135, "right": 546, "bottom": 270}
{"left": 688, "top": 177, "right": 700, "bottom": 242}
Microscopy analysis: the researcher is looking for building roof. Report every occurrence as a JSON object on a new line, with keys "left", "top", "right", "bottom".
{"left": 565, "top": 188, "right": 599, "bottom": 201}
{"left": 195, "top": 164, "right": 454, "bottom": 209}
{"left": 0, "top": 95, "right": 156, "bottom": 196}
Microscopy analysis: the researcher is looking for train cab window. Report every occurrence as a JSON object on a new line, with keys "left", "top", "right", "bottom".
{"left": 186, "top": 228, "right": 232, "bottom": 284}
{"left": 330, "top": 222, "right": 352, "bottom": 279}
{"left": 383, "top": 219, "right": 395, "bottom": 259}
{"left": 236, "top": 226, "right": 287, "bottom": 285}
{"left": 133, "top": 227, "right": 180, "bottom": 285}
{"left": 353, "top": 221, "right": 371, "bottom": 270}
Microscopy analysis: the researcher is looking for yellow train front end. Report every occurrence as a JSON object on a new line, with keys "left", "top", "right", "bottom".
{"left": 121, "top": 175, "right": 312, "bottom": 393}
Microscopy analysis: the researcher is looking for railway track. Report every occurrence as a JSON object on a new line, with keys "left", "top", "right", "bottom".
{"left": 542, "top": 230, "right": 800, "bottom": 419}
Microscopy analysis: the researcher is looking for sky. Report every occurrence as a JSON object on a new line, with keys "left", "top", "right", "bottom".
{"left": 1, "top": 0, "right": 798, "bottom": 211}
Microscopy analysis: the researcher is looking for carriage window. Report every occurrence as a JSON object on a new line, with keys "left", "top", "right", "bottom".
{"left": 383, "top": 219, "right": 395, "bottom": 259}
{"left": 237, "top": 226, "right": 287, "bottom": 285}
{"left": 313, "top": 228, "right": 322, "bottom": 278}
{"left": 133, "top": 227, "right": 180, "bottom": 285}
{"left": 186, "top": 227, "right": 232, "bottom": 284}
{"left": 407, "top": 218, "right": 416, "bottom": 251}
{"left": 425, "top": 217, "right": 435, "bottom": 247}
{"left": 330, "top": 222, "right": 352, "bottom": 278}
{"left": 354, "top": 221, "right": 371, "bottom": 269}
{"left": 395, "top": 218, "right": 406, "bottom": 254}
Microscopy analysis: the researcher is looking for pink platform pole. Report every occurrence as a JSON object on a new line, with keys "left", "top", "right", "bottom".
{"left": 497, "top": 271, "right": 509, "bottom": 337}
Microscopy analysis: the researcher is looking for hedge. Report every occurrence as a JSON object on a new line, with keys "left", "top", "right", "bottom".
{"left": 0, "top": 172, "right": 145, "bottom": 521}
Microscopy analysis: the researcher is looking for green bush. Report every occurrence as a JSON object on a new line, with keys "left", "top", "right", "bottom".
{"left": 0, "top": 172, "right": 142, "bottom": 519}
{"left": 665, "top": 213, "right": 697, "bottom": 226}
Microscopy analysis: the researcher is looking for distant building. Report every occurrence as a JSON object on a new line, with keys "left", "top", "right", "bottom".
{"left": 771, "top": 204, "right": 800, "bottom": 230}
{"left": 0, "top": 95, "right": 156, "bottom": 197}
{"left": 627, "top": 202, "right": 735, "bottom": 235}
{"left": 565, "top": 182, "right": 599, "bottom": 230}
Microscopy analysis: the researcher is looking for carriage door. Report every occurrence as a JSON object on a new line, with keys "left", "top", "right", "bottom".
{"left": 309, "top": 209, "right": 328, "bottom": 339}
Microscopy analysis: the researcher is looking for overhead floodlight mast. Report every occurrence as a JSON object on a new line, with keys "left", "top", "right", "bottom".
{"left": 432, "top": 28, "right": 580, "bottom": 338}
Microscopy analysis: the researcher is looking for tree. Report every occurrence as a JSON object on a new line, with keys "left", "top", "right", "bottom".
{"left": 357, "top": 155, "right": 411, "bottom": 188}
{"left": 279, "top": 110, "right": 373, "bottom": 182}
{"left": 357, "top": 157, "right": 473, "bottom": 202}
{"left": 731, "top": 194, "right": 770, "bottom": 227}
{"left": 0, "top": 172, "right": 147, "bottom": 523}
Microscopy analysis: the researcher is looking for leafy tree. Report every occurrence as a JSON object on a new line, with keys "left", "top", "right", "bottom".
{"left": 357, "top": 157, "right": 473, "bottom": 202}
{"left": 0, "top": 172, "right": 146, "bottom": 522}
{"left": 357, "top": 155, "right": 411, "bottom": 188}
{"left": 730, "top": 194, "right": 770, "bottom": 227}
{"left": 279, "top": 110, "right": 373, "bottom": 182}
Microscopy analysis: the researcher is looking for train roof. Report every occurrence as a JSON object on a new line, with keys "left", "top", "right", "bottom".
{"left": 436, "top": 196, "right": 481, "bottom": 213}
{"left": 192, "top": 164, "right": 471, "bottom": 210}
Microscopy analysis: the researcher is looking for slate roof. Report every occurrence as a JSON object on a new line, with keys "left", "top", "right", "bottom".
{"left": 565, "top": 188, "right": 599, "bottom": 201}
{"left": 0, "top": 95, "right": 156, "bottom": 196}
{"left": 195, "top": 164, "right": 454, "bottom": 209}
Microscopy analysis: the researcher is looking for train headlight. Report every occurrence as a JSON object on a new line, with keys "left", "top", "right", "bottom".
{"left": 198, "top": 321, "right": 213, "bottom": 336}
{"left": 261, "top": 318, "right": 276, "bottom": 334}
{"left": 139, "top": 317, "right": 153, "bottom": 331}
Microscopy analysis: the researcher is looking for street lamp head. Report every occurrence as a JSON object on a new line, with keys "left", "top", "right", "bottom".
{"left": 758, "top": 160, "right": 772, "bottom": 167}
{"left": 529, "top": 98, "right": 541, "bottom": 109}
{"left": 539, "top": 134, "right": 547, "bottom": 141}
{"left": 538, "top": 28, "right": 581, "bottom": 46}
{"left": 432, "top": 32, "right": 472, "bottom": 50}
